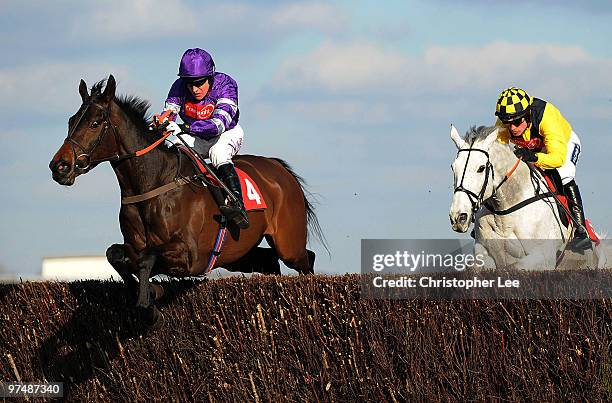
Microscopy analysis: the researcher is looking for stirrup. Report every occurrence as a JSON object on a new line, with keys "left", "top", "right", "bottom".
{"left": 568, "top": 235, "right": 592, "bottom": 252}
{"left": 219, "top": 205, "right": 250, "bottom": 229}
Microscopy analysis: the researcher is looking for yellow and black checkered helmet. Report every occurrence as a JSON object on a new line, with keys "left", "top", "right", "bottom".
{"left": 495, "top": 87, "right": 532, "bottom": 120}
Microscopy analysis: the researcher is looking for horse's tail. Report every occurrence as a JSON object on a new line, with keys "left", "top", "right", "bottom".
{"left": 271, "top": 158, "right": 330, "bottom": 254}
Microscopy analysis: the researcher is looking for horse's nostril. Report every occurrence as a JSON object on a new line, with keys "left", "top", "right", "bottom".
{"left": 58, "top": 162, "right": 70, "bottom": 173}
{"left": 458, "top": 213, "right": 468, "bottom": 223}
{"left": 52, "top": 160, "right": 71, "bottom": 175}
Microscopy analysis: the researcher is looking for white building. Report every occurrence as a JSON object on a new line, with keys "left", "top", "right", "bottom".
{"left": 42, "top": 256, "right": 119, "bottom": 281}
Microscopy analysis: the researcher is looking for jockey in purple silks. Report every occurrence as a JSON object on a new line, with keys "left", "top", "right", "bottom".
{"left": 154, "top": 48, "right": 249, "bottom": 229}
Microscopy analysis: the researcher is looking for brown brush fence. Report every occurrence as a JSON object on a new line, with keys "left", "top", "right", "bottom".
{"left": 1, "top": 274, "right": 611, "bottom": 401}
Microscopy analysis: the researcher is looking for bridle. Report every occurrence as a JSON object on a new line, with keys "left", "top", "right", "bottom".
{"left": 453, "top": 139, "right": 521, "bottom": 221}
{"left": 65, "top": 99, "right": 170, "bottom": 174}
{"left": 65, "top": 100, "right": 120, "bottom": 173}
{"left": 453, "top": 140, "right": 494, "bottom": 220}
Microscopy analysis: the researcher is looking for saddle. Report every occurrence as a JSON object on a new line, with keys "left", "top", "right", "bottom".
{"left": 176, "top": 145, "right": 267, "bottom": 212}
{"left": 482, "top": 167, "right": 600, "bottom": 245}
{"left": 530, "top": 169, "right": 600, "bottom": 246}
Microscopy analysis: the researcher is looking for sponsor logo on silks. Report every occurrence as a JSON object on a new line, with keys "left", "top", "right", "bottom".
{"left": 184, "top": 102, "right": 215, "bottom": 120}
{"left": 236, "top": 168, "right": 267, "bottom": 211}
{"left": 570, "top": 144, "right": 581, "bottom": 165}
{"left": 511, "top": 136, "right": 542, "bottom": 150}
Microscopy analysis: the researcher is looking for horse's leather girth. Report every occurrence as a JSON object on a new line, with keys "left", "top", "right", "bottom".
{"left": 121, "top": 176, "right": 196, "bottom": 205}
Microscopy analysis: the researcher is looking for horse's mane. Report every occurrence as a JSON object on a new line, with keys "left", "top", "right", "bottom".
{"left": 91, "top": 80, "right": 152, "bottom": 132}
{"left": 464, "top": 125, "right": 498, "bottom": 144}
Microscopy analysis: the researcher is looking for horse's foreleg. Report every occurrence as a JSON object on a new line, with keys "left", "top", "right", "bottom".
{"left": 136, "top": 252, "right": 156, "bottom": 308}
{"left": 106, "top": 243, "right": 138, "bottom": 298}
{"left": 136, "top": 251, "right": 162, "bottom": 326}
{"left": 504, "top": 248, "right": 557, "bottom": 271}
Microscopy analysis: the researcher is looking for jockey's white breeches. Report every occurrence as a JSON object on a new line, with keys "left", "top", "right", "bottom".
{"left": 557, "top": 131, "right": 581, "bottom": 185}
{"left": 193, "top": 124, "right": 244, "bottom": 168}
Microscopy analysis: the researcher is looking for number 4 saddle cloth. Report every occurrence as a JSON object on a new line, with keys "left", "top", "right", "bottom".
{"left": 177, "top": 145, "right": 267, "bottom": 211}
{"left": 234, "top": 167, "right": 267, "bottom": 211}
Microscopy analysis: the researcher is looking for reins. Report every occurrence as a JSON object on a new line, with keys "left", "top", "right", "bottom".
{"left": 90, "top": 129, "right": 172, "bottom": 166}
{"left": 524, "top": 163, "right": 587, "bottom": 234}
{"left": 66, "top": 99, "right": 239, "bottom": 210}
{"left": 67, "top": 99, "right": 198, "bottom": 205}
{"left": 454, "top": 138, "right": 545, "bottom": 221}
{"left": 483, "top": 156, "right": 586, "bottom": 236}
{"left": 66, "top": 100, "right": 172, "bottom": 172}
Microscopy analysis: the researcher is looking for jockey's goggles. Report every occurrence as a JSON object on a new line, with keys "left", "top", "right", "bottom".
{"left": 501, "top": 117, "right": 525, "bottom": 127}
{"left": 186, "top": 77, "right": 211, "bottom": 87}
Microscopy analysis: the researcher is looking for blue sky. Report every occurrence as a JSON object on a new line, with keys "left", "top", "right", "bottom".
{"left": 1, "top": 0, "right": 612, "bottom": 275}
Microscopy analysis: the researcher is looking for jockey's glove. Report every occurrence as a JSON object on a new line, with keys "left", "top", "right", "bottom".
{"left": 151, "top": 109, "right": 174, "bottom": 127}
{"left": 514, "top": 147, "right": 538, "bottom": 163}
{"left": 165, "top": 121, "right": 196, "bottom": 148}
{"left": 166, "top": 121, "right": 182, "bottom": 136}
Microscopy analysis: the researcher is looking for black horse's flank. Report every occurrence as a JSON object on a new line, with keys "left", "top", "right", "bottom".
{"left": 51, "top": 74, "right": 326, "bottom": 326}
{"left": 89, "top": 79, "right": 328, "bottom": 252}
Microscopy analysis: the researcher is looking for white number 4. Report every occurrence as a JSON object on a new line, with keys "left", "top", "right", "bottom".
{"left": 244, "top": 178, "right": 261, "bottom": 204}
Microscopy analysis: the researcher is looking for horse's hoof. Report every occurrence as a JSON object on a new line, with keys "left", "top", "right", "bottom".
{"left": 297, "top": 267, "right": 314, "bottom": 275}
{"left": 263, "top": 260, "right": 281, "bottom": 275}
{"left": 137, "top": 306, "right": 163, "bottom": 328}
{"left": 150, "top": 283, "right": 165, "bottom": 301}
{"left": 149, "top": 308, "right": 164, "bottom": 330}
{"left": 106, "top": 244, "right": 124, "bottom": 263}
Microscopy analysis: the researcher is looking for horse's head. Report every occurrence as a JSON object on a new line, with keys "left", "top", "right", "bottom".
{"left": 50, "top": 74, "right": 119, "bottom": 185}
{"left": 449, "top": 125, "right": 499, "bottom": 232}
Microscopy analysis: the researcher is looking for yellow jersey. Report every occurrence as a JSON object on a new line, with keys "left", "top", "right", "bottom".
{"left": 497, "top": 98, "right": 572, "bottom": 169}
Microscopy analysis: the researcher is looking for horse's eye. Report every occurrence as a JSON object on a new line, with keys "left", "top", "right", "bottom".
{"left": 90, "top": 121, "right": 99, "bottom": 129}
{"left": 477, "top": 165, "right": 486, "bottom": 173}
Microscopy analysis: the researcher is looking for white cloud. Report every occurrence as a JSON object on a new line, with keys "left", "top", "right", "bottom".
{"left": 274, "top": 41, "right": 410, "bottom": 93}
{"left": 68, "top": 1, "right": 345, "bottom": 42}
{"left": 268, "top": 40, "right": 612, "bottom": 120}
{"left": 0, "top": 62, "right": 160, "bottom": 123}
{"left": 73, "top": 0, "right": 196, "bottom": 38}
{"left": 0, "top": 63, "right": 131, "bottom": 115}
{"left": 268, "top": 3, "right": 347, "bottom": 33}
{"left": 422, "top": 42, "right": 596, "bottom": 91}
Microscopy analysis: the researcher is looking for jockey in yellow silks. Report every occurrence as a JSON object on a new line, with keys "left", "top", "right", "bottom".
{"left": 494, "top": 87, "right": 591, "bottom": 251}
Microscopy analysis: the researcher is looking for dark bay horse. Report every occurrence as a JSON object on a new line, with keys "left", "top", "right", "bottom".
{"left": 50, "top": 75, "right": 325, "bottom": 324}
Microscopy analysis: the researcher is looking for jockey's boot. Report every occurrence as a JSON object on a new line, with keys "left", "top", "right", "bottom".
{"left": 217, "top": 163, "right": 250, "bottom": 229}
{"left": 564, "top": 180, "right": 591, "bottom": 251}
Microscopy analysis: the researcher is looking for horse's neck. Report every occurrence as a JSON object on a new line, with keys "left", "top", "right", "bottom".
{"left": 111, "top": 105, "right": 177, "bottom": 195}
{"left": 488, "top": 144, "right": 542, "bottom": 209}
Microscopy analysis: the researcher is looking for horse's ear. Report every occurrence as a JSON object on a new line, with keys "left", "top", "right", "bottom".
{"left": 79, "top": 79, "right": 89, "bottom": 102}
{"left": 101, "top": 74, "right": 116, "bottom": 103}
{"left": 482, "top": 127, "right": 500, "bottom": 148}
{"left": 450, "top": 124, "right": 466, "bottom": 149}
